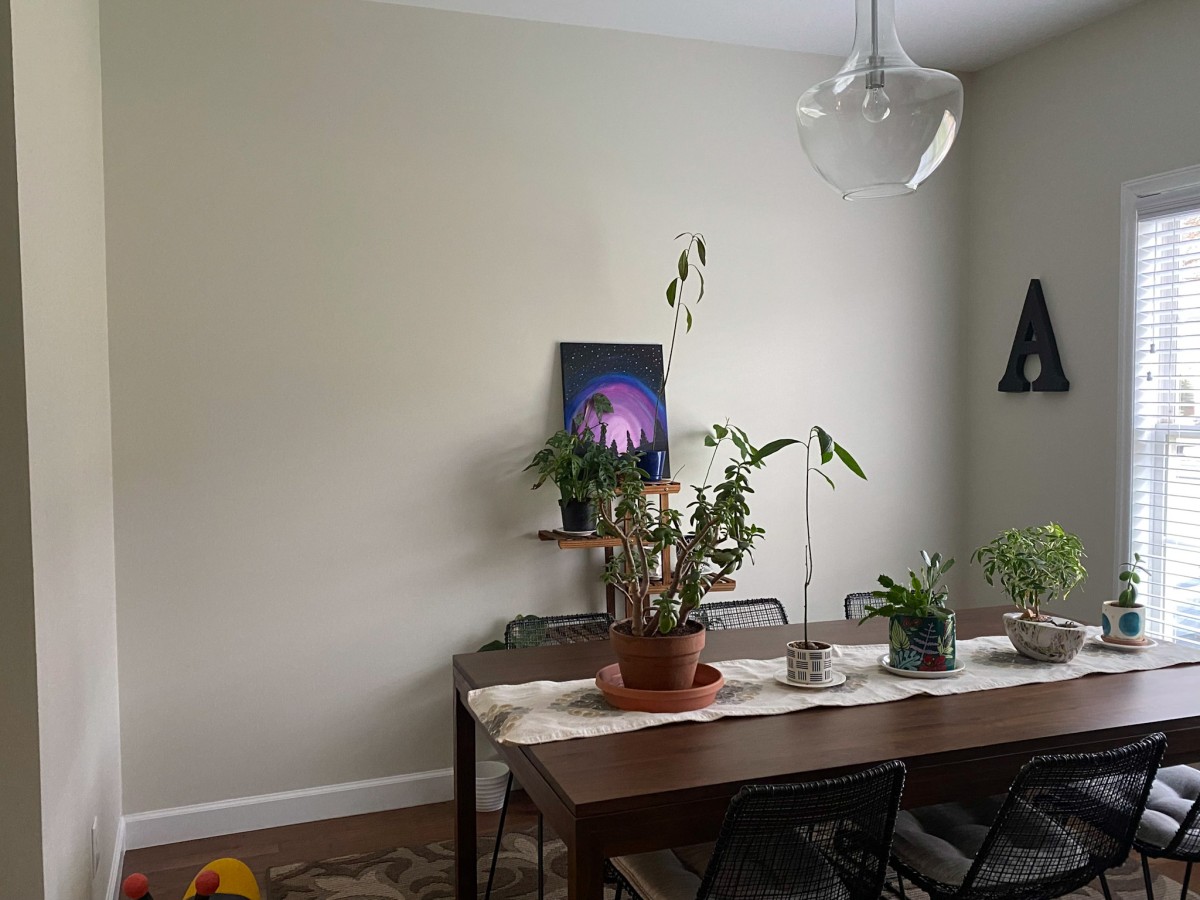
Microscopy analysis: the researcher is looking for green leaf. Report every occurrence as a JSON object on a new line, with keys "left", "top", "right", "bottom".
{"left": 814, "top": 426, "right": 833, "bottom": 464}
{"left": 685, "top": 305, "right": 693, "bottom": 333}
{"left": 813, "top": 468, "right": 835, "bottom": 491}
{"left": 678, "top": 250, "right": 688, "bottom": 281}
{"left": 1118, "top": 571, "right": 1131, "bottom": 581}
{"left": 713, "top": 424, "right": 728, "bottom": 439}
{"left": 592, "top": 392, "right": 613, "bottom": 414}
{"left": 832, "top": 442, "right": 866, "bottom": 479}
{"left": 696, "top": 237, "right": 706, "bottom": 266}
{"left": 666, "top": 279, "right": 678, "bottom": 307}
{"left": 703, "top": 434, "right": 717, "bottom": 447}
{"left": 753, "top": 438, "right": 801, "bottom": 461}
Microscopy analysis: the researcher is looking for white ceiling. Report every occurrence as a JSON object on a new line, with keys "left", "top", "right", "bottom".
{"left": 367, "top": 0, "right": 1143, "bottom": 71}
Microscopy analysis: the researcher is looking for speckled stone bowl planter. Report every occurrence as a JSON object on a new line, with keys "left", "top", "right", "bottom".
{"left": 1101, "top": 601, "right": 1147, "bottom": 645}
{"left": 1003, "top": 611, "right": 1086, "bottom": 663}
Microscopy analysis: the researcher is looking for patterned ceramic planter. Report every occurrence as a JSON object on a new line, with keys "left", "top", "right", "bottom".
{"left": 786, "top": 640, "right": 833, "bottom": 685}
{"left": 1101, "top": 601, "right": 1147, "bottom": 645}
{"left": 888, "top": 612, "right": 956, "bottom": 671}
{"left": 1003, "top": 611, "right": 1086, "bottom": 662}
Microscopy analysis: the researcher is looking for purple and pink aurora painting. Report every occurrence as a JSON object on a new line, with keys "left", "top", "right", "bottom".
{"left": 560, "top": 342, "right": 669, "bottom": 472}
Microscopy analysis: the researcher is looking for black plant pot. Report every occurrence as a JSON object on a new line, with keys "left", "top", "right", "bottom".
{"left": 560, "top": 499, "right": 596, "bottom": 533}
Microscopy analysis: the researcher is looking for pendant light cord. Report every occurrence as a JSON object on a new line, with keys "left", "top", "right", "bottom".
{"left": 867, "top": 0, "right": 884, "bottom": 89}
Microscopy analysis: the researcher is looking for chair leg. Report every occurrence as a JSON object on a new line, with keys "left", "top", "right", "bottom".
{"left": 537, "top": 812, "right": 544, "bottom": 900}
{"left": 1142, "top": 852, "right": 1156, "bottom": 900}
{"left": 895, "top": 872, "right": 907, "bottom": 900}
{"left": 484, "top": 773, "right": 514, "bottom": 900}
{"left": 1099, "top": 871, "right": 1114, "bottom": 900}
{"left": 1181, "top": 861, "right": 1192, "bottom": 900}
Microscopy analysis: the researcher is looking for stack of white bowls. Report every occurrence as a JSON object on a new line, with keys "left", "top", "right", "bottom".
{"left": 476, "top": 760, "right": 510, "bottom": 812}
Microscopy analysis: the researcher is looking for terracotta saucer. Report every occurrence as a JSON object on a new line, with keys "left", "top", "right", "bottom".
{"left": 596, "top": 663, "right": 724, "bottom": 713}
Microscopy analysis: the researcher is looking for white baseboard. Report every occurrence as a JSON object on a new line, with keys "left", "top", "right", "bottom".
{"left": 123, "top": 767, "right": 453, "bottom": 851}
{"left": 105, "top": 816, "right": 126, "bottom": 900}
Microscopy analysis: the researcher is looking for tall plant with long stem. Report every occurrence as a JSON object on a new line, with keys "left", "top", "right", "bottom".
{"left": 653, "top": 232, "right": 706, "bottom": 441}
{"left": 799, "top": 426, "right": 867, "bottom": 646}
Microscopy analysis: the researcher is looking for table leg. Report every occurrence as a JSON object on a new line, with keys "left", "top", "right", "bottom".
{"left": 566, "top": 828, "right": 605, "bottom": 900}
{"left": 454, "top": 684, "right": 476, "bottom": 900}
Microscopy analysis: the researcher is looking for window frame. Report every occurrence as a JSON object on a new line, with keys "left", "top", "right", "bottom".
{"left": 1117, "top": 164, "right": 1200, "bottom": 640}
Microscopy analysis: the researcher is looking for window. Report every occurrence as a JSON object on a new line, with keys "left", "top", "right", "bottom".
{"left": 1122, "top": 167, "right": 1200, "bottom": 648}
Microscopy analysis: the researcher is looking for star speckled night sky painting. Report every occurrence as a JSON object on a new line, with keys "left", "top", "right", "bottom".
{"left": 560, "top": 342, "right": 668, "bottom": 471}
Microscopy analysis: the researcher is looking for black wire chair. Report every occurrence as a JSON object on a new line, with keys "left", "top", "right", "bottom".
{"left": 610, "top": 761, "right": 906, "bottom": 900}
{"left": 484, "top": 612, "right": 614, "bottom": 900}
{"left": 1134, "top": 765, "right": 1200, "bottom": 899}
{"left": 844, "top": 592, "right": 874, "bottom": 620}
{"left": 504, "top": 611, "right": 614, "bottom": 648}
{"left": 890, "top": 733, "right": 1167, "bottom": 900}
{"left": 692, "top": 598, "right": 788, "bottom": 630}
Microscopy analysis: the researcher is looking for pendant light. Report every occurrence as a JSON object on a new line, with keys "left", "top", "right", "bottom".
{"left": 796, "top": 0, "right": 963, "bottom": 200}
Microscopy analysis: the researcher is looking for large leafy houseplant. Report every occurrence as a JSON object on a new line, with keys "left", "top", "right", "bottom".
{"left": 600, "top": 423, "right": 798, "bottom": 639}
{"left": 861, "top": 551, "right": 957, "bottom": 672}
{"left": 971, "top": 523, "right": 1087, "bottom": 620}
{"left": 972, "top": 523, "right": 1088, "bottom": 663}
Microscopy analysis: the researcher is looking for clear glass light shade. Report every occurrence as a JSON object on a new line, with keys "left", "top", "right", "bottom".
{"left": 796, "top": 0, "right": 963, "bottom": 200}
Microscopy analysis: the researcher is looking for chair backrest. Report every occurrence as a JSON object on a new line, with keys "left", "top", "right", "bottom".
{"left": 694, "top": 598, "right": 788, "bottom": 630}
{"left": 697, "top": 761, "right": 906, "bottom": 900}
{"left": 843, "top": 592, "right": 873, "bottom": 620}
{"left": 504, "top": 612, "right": 614, "bottom": 649}
{"left": 963, "top": 733, "right": 1166, "bottom": 898}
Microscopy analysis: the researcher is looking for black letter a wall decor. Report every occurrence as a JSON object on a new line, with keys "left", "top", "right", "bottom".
{"left": 997, "top": 279, "right": 1070, "bottom": 393}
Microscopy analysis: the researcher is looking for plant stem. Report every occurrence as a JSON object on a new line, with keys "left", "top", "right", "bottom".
{"left": 804, "top": 433, "right": 813, "bottom": 645}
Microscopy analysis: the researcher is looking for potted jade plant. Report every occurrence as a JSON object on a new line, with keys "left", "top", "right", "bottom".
{"left": 971, "top": 523, "right": 1088, "bottom": 663}
{"left": 1102, "top": 553, "right": 1149, "bottom": 645}
{"left": 641, "top": 232, "right": 707, "bottom": 481}
{"left": 599, "top": 423, "right": 797, "bottom": 694}
{"left": 861, "top": 551, "right": 956, "bottom": 672}
{"left": 789, "top": 426, "right": 867, "bottom": 685}
{"left": 526, "top": 393, "right": 622, "bottom": 533}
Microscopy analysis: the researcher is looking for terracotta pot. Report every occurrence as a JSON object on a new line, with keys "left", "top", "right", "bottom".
{"left": 610, "top": 620, "right": 705, "bottom": 691}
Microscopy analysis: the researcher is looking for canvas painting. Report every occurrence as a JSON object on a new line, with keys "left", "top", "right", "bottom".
{"left": 560, "top": 342, "right": 668, "bottom": 473}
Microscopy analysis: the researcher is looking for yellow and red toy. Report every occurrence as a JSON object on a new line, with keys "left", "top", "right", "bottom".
{"left": 122, "top": 857, "right": 260, "bottom": 900}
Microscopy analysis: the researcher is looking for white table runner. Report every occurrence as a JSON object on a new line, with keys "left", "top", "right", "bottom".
{"left": 469, "top": 629, "right": 1200, "bottom": 745}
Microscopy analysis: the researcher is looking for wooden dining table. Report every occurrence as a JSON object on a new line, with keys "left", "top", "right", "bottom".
{"left": 451, "top": 605, "right": 1200, "bottom": 900}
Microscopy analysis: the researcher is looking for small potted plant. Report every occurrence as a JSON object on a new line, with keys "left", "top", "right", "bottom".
{"left": 789, "top": 426, "right": 867, "bottom": 685}
{"left": 526, "top": 393, "right": 622, "bottom": 532}
{"left": 861, "top": 551, "right": 956, "bottom": 672}
{"left": 1103, "top": 553, "right": 1149, "bottom": 645}
{"left": 971, "top": 523, "right": 1088, "bottom": 663}
{"left": 599, "top": 423, "right": 797, "bottom": 695}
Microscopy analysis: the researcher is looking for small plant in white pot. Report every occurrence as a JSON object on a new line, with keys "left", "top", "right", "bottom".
{"left": 860, "top": 551, "right": 956, "bottom": 672}
{"left": 971, "top": 523, "right": 1088, "bottom": 663}
{"left": 1103, "top": 553, "right": 1149, "bottom": 645}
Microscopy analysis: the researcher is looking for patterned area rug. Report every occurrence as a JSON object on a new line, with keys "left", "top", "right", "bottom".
{"left": 267, "top": 830, "right": 1193, "bottom": 899}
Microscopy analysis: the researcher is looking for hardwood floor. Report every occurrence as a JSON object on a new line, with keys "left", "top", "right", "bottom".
{"left": 122, "top": 791, "right": 1192, "bottom": 898}
{"left": 121, "top": 792, "right": 544, "bottom": 899}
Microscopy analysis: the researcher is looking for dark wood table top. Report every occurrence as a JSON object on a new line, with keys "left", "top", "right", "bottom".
{"left": 453, "top": 606, "right": 1200, "bottom": 818}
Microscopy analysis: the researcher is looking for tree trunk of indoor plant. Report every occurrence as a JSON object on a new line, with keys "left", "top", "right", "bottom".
{"left": 610, "top": 619, "right": 705, "bottom": 691}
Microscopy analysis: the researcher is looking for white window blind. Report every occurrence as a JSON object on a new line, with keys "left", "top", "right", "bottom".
{"left": 1130, "top": 189, "right": 1200, "bottom": 648}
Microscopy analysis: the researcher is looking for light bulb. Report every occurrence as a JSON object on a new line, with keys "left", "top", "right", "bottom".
{"left": 862, "top": 85, "right": 891, "bottom": 123}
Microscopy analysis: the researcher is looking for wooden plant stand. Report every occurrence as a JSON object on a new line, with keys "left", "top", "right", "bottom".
{"left": 536, "top": 481, "right": 735, "bottom": 619}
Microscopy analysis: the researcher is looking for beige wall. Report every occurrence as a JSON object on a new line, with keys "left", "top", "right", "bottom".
{"left": 101, "top": 0, "right": 967, "bottom": 812}
{"left": 0, "top": 0, "right": 45, "bottom": 894}
{"left": 9, "top": 0, "right": 123, "bottom": 895}
{"left": 962, "top": 0, "right": 1200, "bottom": 621}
